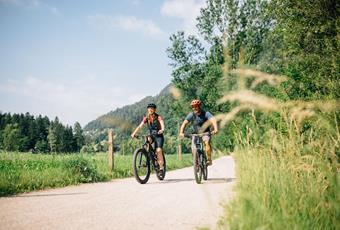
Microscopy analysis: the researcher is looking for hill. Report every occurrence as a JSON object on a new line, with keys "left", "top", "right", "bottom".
{"left": 84, "top": 84, "right": 179, "bottom": 136}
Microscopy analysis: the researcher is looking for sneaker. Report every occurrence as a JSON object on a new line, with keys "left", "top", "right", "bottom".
{"left": 207, "top": 160, "right": 212, "bottom": 166}
{"left": 158, "top": 168, "right": 164, "bottom": 176}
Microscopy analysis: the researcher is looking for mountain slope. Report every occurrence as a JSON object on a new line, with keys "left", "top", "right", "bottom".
{"left": 84, "top": 84, "right": 177, "bottom": 134}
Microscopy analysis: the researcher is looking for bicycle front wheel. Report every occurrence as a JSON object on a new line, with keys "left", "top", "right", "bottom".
{"left": 202, "top": 153, "right": 208, "bottom": 181}
{"left": 132, "top": 149, "right": 150, "bottom": 184}
{"left": 193, "top": 151, "right": 202, "bottom": 184}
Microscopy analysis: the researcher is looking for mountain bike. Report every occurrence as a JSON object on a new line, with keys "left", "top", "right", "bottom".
{"left": 132, "top": 135, "right": 166, "bottom": 184}
{"left": 185, "top": 132, "right": 210, "bottom": 184}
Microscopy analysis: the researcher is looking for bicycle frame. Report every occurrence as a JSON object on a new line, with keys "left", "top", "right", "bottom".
{"left": 185, "top": 132, "right": 210, "bottom": 183}
{"left": 133, "top": 133, "right": 167, "bottom": 184}
{"left": 139, "top": 135, "right": 158, "bottom": 169}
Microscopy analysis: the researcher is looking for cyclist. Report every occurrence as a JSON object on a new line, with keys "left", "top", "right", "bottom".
{"left": 179, "top": 99, "right": 218, "bottom": 166}
{"left": 131, "top": 103, "right": 165, "bottom": 171}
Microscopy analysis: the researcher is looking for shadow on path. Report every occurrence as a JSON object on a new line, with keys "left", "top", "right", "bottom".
{"left": 204, "top": 177, "right": 236, "bottom": 184}
{"left": 14, "top": 192, "right": 87, "bottom": 198}
{"left": 149, "top": 177, "right": 236, "bottom": 185}
{"left": 149, "top": 178, "right": 195, "bottom": 184}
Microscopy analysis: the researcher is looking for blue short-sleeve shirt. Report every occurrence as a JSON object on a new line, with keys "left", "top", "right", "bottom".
{"left": 185, "top": 110, "right": 213, "bottom": 133}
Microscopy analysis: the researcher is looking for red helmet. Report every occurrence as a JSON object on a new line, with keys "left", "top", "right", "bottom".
{"left": 190, "top": 99, "right": 201, "bottom": 107}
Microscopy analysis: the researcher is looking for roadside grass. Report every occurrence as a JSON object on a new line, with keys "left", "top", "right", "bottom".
{"left": 219, "top": 145, "right": 339, "bottom": 230}
{"left": 216, "top": 112, "right": 340, "bottom": 229}
{"left": 214, "top": 66, "right": 340, "bottom": 229}
{"left": 0, "top": 152, "right": 193, "bottom": 196}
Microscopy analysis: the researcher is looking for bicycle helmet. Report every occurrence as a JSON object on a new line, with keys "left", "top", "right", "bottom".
{"left": 147, "top": 103, "right": 157, "bottom": 109}
{"left": 190, "top": 99, "right": 201, "bottom": 107}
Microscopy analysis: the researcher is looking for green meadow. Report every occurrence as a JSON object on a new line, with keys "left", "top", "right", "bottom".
{"left": 0, "top": 152, "right": 193, "bottom": 196}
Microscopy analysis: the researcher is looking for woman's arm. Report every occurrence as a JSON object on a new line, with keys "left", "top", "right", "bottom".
{"left": 158, "top": 119, "right": 165, "bottom": 134}
{"left": 131, "top": 121, "right": 144, "bottom": 138}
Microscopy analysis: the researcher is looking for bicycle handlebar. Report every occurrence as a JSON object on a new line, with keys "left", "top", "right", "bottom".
{"left": 133, "top": 134, "right": 157, "bottom": 140}
{"left": 184, "top": 132, "right": 211, "bottom": 138}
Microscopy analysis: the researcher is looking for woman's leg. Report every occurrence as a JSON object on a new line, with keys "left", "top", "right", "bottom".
{"left": 156, "top": 148, "right": 164, "bottom": 170}
{"left": 155, "top": 136, "right": 164, "bottom": 170}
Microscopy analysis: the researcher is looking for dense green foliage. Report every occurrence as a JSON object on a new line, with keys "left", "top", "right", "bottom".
{"left": 0, "top": 152, "right": 194, "bottom": 196}
{"left": 266, "top": 0, "right": 339, "bottom": 99}
{"left": 0, "top": 113, "right": 85, "bottom": 153}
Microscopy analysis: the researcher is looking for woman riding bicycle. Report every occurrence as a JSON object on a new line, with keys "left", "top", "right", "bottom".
{"left": 131, "top": 103, "right": 165, "bottom": 171}
{"left": 179, "top": 99, "right": 218, "bottom": 166}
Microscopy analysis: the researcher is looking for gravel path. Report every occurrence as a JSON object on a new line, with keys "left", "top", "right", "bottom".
{"left": 0, "top": 156, "right": 235, "bottom": 230}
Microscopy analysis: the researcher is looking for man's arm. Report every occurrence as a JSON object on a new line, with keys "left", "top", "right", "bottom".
{"left": 210, "top": 116, "right": 218, "bottom": 135}
{"left": 204, "top": 111, "right": 218, "bottom": 135}
{"left": 179, "top": 120, "right": 189, "bottom": 138}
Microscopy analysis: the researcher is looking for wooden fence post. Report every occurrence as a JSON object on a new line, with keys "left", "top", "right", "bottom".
{"left": 177, "top": 141, "right": 182, "bottom": 161}
{"left": 108, "top": 129, "right": 114, "bottom": 171}
{"left": 177, "top": 123, "right": 182, "bottom": 161}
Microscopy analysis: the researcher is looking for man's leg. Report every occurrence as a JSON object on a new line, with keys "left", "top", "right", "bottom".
{"left": 203, "top": 135, "right": 212, "bottom": 165}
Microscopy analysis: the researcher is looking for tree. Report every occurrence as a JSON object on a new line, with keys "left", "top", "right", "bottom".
{"left": 268, "top": 0, "right": 339, "bottom": 99}
{"left": 74, "top": 122, "right": 85, "bottom": 152}
{"left": 35, "top": 140, "right": 48, "bottom": 153}
{"left": 2, "top": 124, "right": 20, "bottom": 151}
{"left": 61, "top": 126, "right": 74, "bottom": 153}
{"left": 47, "top": 126, "right": 57, "bottom": 153}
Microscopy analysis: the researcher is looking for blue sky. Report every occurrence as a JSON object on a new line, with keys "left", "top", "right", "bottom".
{"left": 0, "top": 0, "right": 205, "bottom": 126}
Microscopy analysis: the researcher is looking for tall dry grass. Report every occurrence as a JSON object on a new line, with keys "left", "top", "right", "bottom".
{"left": 215, "top": 66, "right": 340, "bottom": 229}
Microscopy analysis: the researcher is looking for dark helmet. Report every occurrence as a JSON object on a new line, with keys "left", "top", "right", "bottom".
{"left": 147, "top": 103, "right": 157, "bottom": 109}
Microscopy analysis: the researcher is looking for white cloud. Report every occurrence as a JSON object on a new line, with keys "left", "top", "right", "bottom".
{"left": 88, "top": 14, "right": 165, "bottom": 38}
{"left": 0, "top": 0, "right": 60, "bottom": 15}
{"left": 130, "top": 0, "right": 141, "bottom": 6}
{"left": 161, "top": 0, "right": 205, "bottom": 35}
{"left": 0, "top": 0, "right": 40, "bottom": 7}
{"left": 0, "top": 76, "right": 144, "bottom": 126}
{"left": 48, "top": 6, "right": 60, "bottom": 15}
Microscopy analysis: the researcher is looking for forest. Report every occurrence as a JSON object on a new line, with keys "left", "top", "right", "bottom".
{"left": 0, "top": 112, "right": 85, "bottom": 153}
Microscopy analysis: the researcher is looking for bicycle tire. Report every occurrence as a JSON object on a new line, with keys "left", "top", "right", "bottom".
{"left": 202, "top": 153, "right": 208, "bottom": 180}
{"left": 132, "top": 148, "right": 150, "bottom": 184}
{"left": 156, "top": 152, "right": 166, "bottom": 181}
{"left": 193, "top": 151, "right": 202, "bottom": 184}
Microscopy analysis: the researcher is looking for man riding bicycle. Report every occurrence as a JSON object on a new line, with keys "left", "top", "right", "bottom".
{"left": 131, "top": 103, "right": 165, "bottom": 171}
{"left": 179, "top": 99, "right": 218, "bottom": 166}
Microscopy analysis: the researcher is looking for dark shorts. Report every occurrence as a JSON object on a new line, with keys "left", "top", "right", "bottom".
{"left": 153, "top": 135, "right": 164, "bottom": 149}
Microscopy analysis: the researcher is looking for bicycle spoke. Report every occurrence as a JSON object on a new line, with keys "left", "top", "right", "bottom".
{"left": 133, "top": 149, "right": 150, "bottom": 184}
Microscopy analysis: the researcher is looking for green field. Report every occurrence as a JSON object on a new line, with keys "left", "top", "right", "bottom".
{"left": 0, "top": 152, "right": 193, "bottom": 196}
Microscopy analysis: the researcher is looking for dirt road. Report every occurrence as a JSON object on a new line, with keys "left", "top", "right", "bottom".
{"left": 0, "top": 156, "right": 235, "bottom": 230}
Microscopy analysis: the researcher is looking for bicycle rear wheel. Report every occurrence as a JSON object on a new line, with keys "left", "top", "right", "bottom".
{"left": 193, "top": 151, "right": 202, "bottom": 184}
{"left": 132, "top": 149, "right": 150, "bottom": 184}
